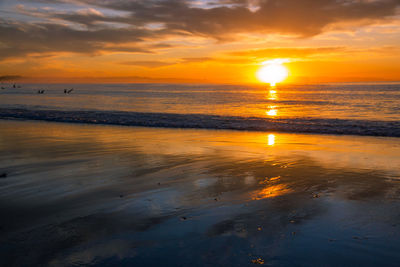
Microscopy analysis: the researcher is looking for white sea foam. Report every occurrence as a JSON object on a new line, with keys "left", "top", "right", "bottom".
{"left": 1, "top": 108, "right": 399, "bottom": 137}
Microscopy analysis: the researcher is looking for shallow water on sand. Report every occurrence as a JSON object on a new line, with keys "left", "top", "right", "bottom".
{"left": 1, "top": 120, "right": 400, "bottom": 266}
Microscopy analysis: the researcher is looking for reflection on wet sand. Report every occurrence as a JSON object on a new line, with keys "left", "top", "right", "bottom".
{"left": 252, "top": 184, "right": 292, "bottom": 200}
{"left": 268, "top": 134, "right": 275, "bottom": 146}
{"left": 1, "top": 120, "right": 400, "bottom": 266}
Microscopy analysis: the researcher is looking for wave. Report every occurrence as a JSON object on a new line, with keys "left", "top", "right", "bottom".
{"left": 1, "top": 108, "right": 399, "bottom": 137}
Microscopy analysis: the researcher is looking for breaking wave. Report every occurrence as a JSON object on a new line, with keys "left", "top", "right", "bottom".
{"left": 1, "top": 108, "right": 399, "bottom": 137}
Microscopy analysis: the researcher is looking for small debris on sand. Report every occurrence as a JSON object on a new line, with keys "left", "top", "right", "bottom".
{"left": 251, "top": 258, "right": 265, "bottom": 265}
{"left": 313, "top": 193, "right": 320, "bottom": 198}
{"left": 214, "top": 198, "right": 218, "bottom": 201}
{"left": 0, "top": 173, "right": 7, "bottom": 178}
{"left": 157, "top": 182, "right": 161, "bottom": 186}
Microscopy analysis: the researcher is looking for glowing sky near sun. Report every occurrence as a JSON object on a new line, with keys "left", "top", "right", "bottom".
{"left": 0, "top": 0, "right": 400, "bottom": 83}
{"left": 257, "top": 59, "right": 289, "bottom": 86}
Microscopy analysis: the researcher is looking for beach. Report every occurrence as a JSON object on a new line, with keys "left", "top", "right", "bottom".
{"left": 1, "top": 119, "right": 400, "bottom": 266}
{"left": 2, "top": 0, "right": 400, "bottom": 265}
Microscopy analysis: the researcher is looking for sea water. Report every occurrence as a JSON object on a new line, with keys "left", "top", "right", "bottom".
{"left": 1, "top": 82, "right": 399, "bottom": 136}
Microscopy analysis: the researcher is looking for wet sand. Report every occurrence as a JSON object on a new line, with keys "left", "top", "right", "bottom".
{"left": 1, "top": 119, "right": 400, "bottom": 266}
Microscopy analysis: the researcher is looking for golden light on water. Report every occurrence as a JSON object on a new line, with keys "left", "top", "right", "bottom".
{"left": 266, "top": 106, "right": 277, "bottom": 117}
{"left": 268, "top": 134, "right": 275, "bottom": 146}
{"left": 267, "top": 89, "right": 278, "bottom": 100}
{"left": 257, "top": 59, "right": 289, "bottom": 86}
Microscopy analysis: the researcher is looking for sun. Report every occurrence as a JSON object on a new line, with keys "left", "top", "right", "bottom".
{"left": 257, "top": 59, "right": 289, "bottom": 86}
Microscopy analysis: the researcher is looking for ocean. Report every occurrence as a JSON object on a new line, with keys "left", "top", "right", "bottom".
{"left": 1, "top": 82, "right": 399, "bottom": 136}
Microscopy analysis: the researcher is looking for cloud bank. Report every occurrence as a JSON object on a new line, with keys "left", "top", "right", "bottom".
{"left": 0, "top": 0, "right": 399, "bottom": 60}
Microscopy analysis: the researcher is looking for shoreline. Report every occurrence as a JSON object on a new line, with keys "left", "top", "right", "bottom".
{"left": 1, "top": 108, "right": 399, "bottom": 138}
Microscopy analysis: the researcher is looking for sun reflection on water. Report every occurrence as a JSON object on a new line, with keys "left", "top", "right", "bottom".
{"left": 266, "top": 106, "right": 277, "bottom": 117}
{"left": 267, "top": 89, "right": 277, "bottom": 100}
{"left": 268, "top": 134, "right": 275, "bottom": 146}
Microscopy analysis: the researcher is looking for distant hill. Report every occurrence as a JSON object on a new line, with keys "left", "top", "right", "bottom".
{"left": 0, "top": 75, "right": 22, "bottom": 81}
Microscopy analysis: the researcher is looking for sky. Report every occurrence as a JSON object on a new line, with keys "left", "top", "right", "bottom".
{"left": 0, "top": 0, "right": 400, "bottom": 84}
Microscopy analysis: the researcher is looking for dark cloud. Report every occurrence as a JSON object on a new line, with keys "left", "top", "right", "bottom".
{"left": 0, "top": 0, "right": 399, "bottom": 60}
{"left": 0, "top": 75, "right": 22, "bottom": 81}
{"left": 0, "top": 20, "right": 154, "bottom": 60}
{"left": 76, "top": 0, "right": 400, "bottom": 37}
